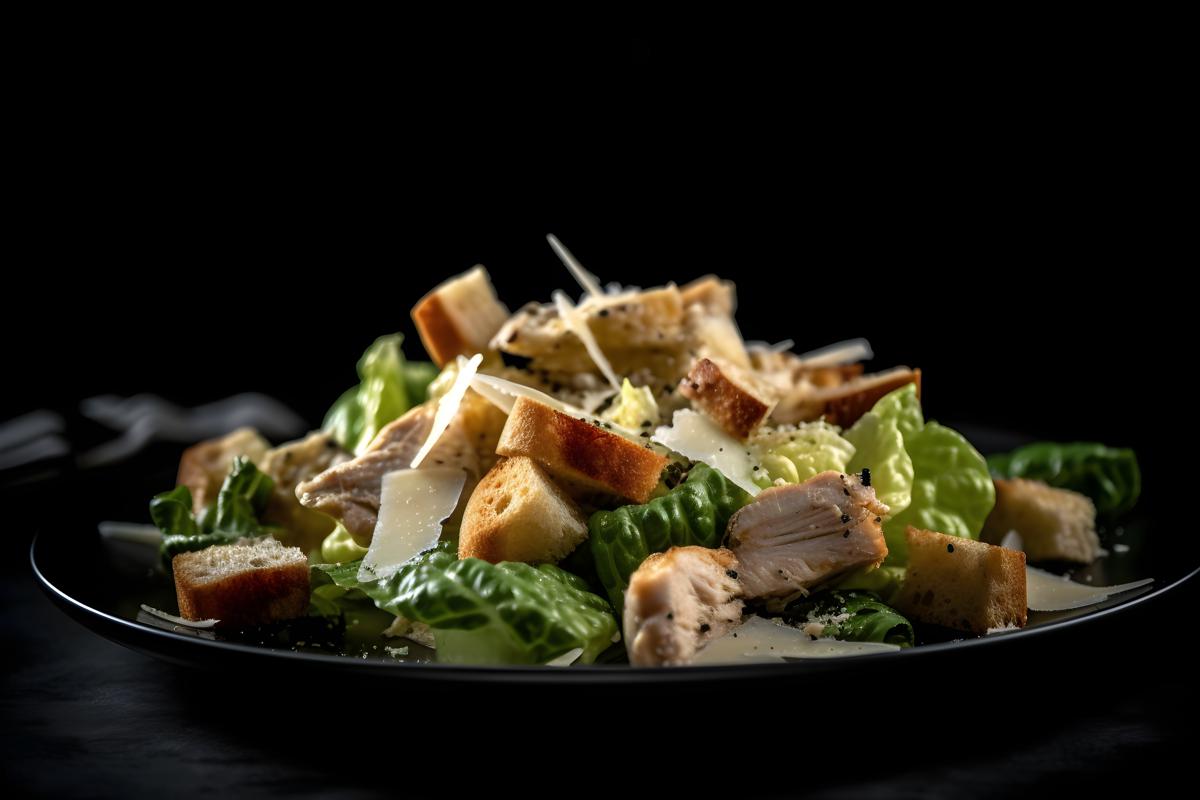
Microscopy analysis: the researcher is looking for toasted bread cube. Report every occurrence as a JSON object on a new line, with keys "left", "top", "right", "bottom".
{"left": 820, "top": 368, "right": 921, "bottom": 427}
{"left": 894, "top": 526, "right": 1027, "bottom": 634}
{"left": 172, "top": 538, "right": 309, "bottom": 626}
{"left": 177, "top": 427, "right": 270, "bottom": 513}
{"left": 458, "top": 457, "right": 588, "bottom": 563}
{"left": 412, "top": 266, "right": 510, "bottom": 366}
{"left": 496, "top": 396, "right": 668, "bottom": 504}
{"left": 679, "top": 275, "right": 736, "bottom": 315}
{"left": 982, "top": 479, "right": 1100, "bottom": 564}
{"left": 679, "top": 357, "right": 777, "bottom": 439}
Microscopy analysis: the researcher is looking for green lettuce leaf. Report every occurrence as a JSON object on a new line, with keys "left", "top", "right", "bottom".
{"left": 988, "top": 442, "right": 1140, "bottom": 515}
{"left": 322, "top": 334, "right": 437, "bottom": 455}
{"left": 782, "top": 589, "right": 914, "bottom": 647}
{"left": 847, "top": 385, "right": 994, "bottom": 565}
{"left": 752, "top": 421, "right": 856, "bottom": 489}
{"left": 834, "top": 565, "right": 907, "bottom": 605}
{"left": 315, "top": 543, "right": 618, "bottom": 665}
{"left": 588, "top": 463, "right": 752, "bottom": 612}
{"left": 844, "top": 412, "right": 914, "bottom": 515}
{"left": 151, "top": 456, "right": 275, "bottom": 564}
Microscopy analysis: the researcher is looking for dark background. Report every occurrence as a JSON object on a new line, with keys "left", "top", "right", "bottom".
{"left": 4, "top": 26, "right": 1190, "bottom": 799}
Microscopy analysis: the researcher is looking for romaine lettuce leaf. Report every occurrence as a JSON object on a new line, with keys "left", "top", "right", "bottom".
{"left": 847, "top": 385, "right": 994, "bottom": 564}
{"left": 603, "top": 379, "right": 660, "bottom": 429}
{"left": 844, "top": 412, "right": 913, "bottom": 515}
{"left": 752, "top": 421, "right": 855, "bottom": 489}
{"left": 151, "top": 456, "right": 275, "bottom": 565}
{"left": 315, "top": 543, "right": 618, "bottom": 665}
{"left": 589, "top": 463, "right": 752, "bottom": 611}
{"left": 783, "top": 589, "right": 914, "bottom": 647}
{"left": 322, "top": 334, "right": 437, "bottom": 455}
{"left": 988, "top": 442, "right": 1140, "bottom": 515}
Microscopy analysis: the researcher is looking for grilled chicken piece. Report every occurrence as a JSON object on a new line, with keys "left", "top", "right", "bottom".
{"left": 624, "top": 546, "right": 744, "bottom": 667}
{"left": 296, "top": 405, "right": 480, "bottom": 545}
{"left": 258, "top": 431, "right": 351, "bottom": 552}
{"left": 727, "top": 471, "right": 889, "bottom": 600}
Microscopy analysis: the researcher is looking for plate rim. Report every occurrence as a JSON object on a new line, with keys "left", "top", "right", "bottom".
{"left": 30, "top": 532, "right": 1198, "bottom": 684}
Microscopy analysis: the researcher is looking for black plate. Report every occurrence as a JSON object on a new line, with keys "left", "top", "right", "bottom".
{"left": 30, "top": 424, "right": 1193, "bottom": 684}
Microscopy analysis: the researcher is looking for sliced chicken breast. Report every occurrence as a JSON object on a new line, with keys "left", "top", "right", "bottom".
{"left": 727, "top": 470, "right": 889, "bottom": 600}
{"left": 296, "top": 405, "right": 479, "bottom": 544}
{"left": 624, "top": 546, "right": 744, "bottom": 667}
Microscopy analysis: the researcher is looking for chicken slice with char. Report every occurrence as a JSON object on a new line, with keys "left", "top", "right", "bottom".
{"left": 296, "top": 405, "right": 479, "bottom": 545}
{"left": 727, "top": 470, "right": 889, "bottom": 600}
{"left": 623, "top": 546, "right": 744, "bottom": 667}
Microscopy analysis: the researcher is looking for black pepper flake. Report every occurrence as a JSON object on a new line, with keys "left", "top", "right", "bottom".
{"left": 598, "top": 309, "right": 610, "bottom": 317}
{"left": 843, "top": 530, "right": 850, "bottom": 538}
{"left": 726, "top": 569, "right": 739, "bottom": 579}
{"left": 666, "top": 612, "right": 674, "bottom": 620}
{"left": 947, "top": 543, "right": 955, "bottom": 553}
{"left": 752, "top": 465, "right": 760, "bottom": 471}
{"left": 699, "top": 623, "right": 711, "bottom": 633}
{"left": 840, "top": 513, "right": 851, "bottom": 524}
{"left": 641, "top": 420, "right": 653, "bottom": 428}
{"left": 860, "top": 467, "right": 872, "bottom": 487}
{"left": 718, "top": 447, "right": 724, "bottom": 452}
{"left": 875, "top": 516, "right": 881, "bottom": 523}
{"left": 843, "top": 489, "right": 850, "bottom": 496}
{"left": 639, "top": 431, "right": 650, "bottom": 438}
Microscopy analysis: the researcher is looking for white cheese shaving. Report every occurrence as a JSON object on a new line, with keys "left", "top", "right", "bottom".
{"left": 359, "top": 468, "right": 466, "bottom": 582}
{"left": 469, "top": 373, "right": 643, "bottom": 443}
{"left": 692, "top": 616, "right": 898, "bottom": 664}
{"left": 139, "top": 604, "right": 219, "bottom": 629}
{"left": 792, "top": 338, "right": 874, "bottom": 368}
{"left": 99, "top": 521, "right": 162, "bottom": 547}
{"left": 1025, "top": 566, "right": 1153, "bottom": 611}
{"left": 553, "top": 290, "right": 621, "bottom": 390}
{"left": 546, "top": 233, "right": 604, "bottom": 298}
{"left": 652, "top": 410, "right": 762, "bottom": 496}
{"left": 545, "top": 647, "right": 584, "bottom": 667}
{"left": 410, "top": 353, "right": 482, "bottom": 468}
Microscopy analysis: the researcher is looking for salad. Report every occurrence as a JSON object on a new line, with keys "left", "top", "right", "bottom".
{"left": 141, "top": 236, "right": 1145, "bottom": 667}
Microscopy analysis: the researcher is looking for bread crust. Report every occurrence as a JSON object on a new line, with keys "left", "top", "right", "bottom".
{"left": 172, "top": 544, "right": 309, "bottom": 626}
{"left": 496, "top": 397, "right": 668, "bottom": 504}
{"left": 821, "top": 368, "right": 921, "bottom": 427}
{"left": 894, "top": 526, "right": 1027, "bottom": 634}
{"left": 458, "top": 457, "right": 588, "bottom": 563}
{"left": 679, "top": 357, "right": 775, "bottom": 440}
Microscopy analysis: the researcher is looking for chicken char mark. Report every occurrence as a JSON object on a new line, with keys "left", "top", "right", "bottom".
{"left": 727, "top": 470, "right": 889, "bottom": 600}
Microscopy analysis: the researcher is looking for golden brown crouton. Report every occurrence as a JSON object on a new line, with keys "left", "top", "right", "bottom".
{"left": 495, "top": 396, "right": 668, "bottom": 504}
{"left": 172, "top": 538, "right": 309, "bottom": 627}
{"left": 894, "top": 526, "right": 1027, "bottom": 634}
{"left": 177, "top": 428, "right": 271, "bottom": 513}
{"left": 982, "top": 479, "right": 1100, "bottom": 564}
{"left": 412, "top": 266, "right": 510, "bottom": 366}
{"left": 458, "top": 457, "right": 588, "bottom": 564}
{"left": 679, "top": 357, "right": 777, "bottom": 440}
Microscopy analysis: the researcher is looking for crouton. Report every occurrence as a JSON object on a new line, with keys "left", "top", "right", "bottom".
{"left": 679, "top": 357, "right": 777, "bottom": 439}
{"left": 458, "top": 457, "right": 588, "bottom": 564}
{"left": 495, "top": 396, "right": 668, "bottom": 504}
{"left": 172, "top": 538, "right": 309, "bottom": 626}
{"left": 893, "top": 526, "right": 1027, "bottom": 634}
{"left": 177, "top": 427, "right": 270, "bottom": 513}
{"left": 412, "top": 266, "right": 510, "bottom": 366}
{"left": 982, "top": 479, "right": 1100, "bottom": 564}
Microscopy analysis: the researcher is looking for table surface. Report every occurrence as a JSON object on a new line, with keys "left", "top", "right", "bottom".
{"left": 3, "top": 452, "right": 1195, "bottom": 799}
